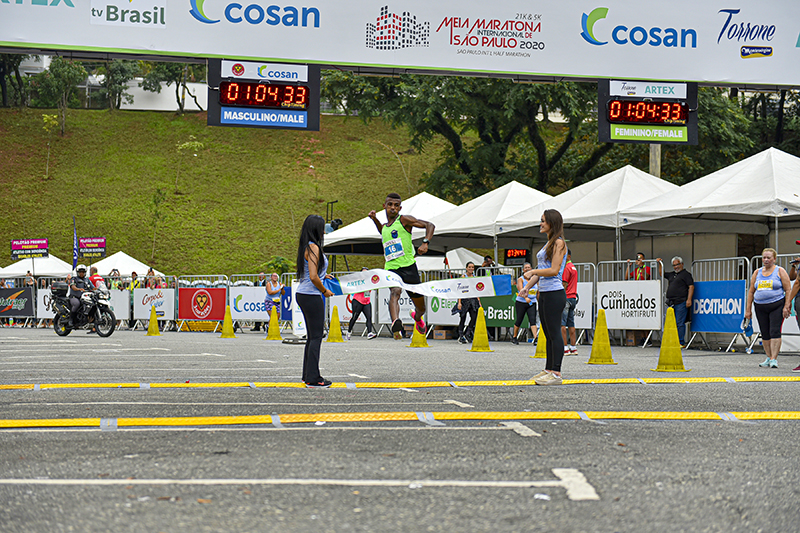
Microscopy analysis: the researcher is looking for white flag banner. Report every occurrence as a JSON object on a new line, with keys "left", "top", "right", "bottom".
{"left": 336, "top": 269, "right": 505, "bottom": 299}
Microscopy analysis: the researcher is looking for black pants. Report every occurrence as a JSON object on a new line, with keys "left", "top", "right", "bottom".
{"left": 538, "top": 289, "right": 567, "bottom": 372}
{"left": 754, "top": 297, "right": 785, "bottom": 340}
{"left": 348, "top": 300, "right": 374, "bottom": 334}
{"left": 296, "top": 293, "right": 325, "bottom": 383}
{"left": 458, "top": 299, "right": 479, "bottom": 340}
{"left": 514, "top": 300, "right": 537, "bottom": 328}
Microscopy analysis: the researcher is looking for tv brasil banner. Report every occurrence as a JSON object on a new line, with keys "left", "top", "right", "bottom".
{"left": 2, "top": 2, "right": 799, "bottom": 86}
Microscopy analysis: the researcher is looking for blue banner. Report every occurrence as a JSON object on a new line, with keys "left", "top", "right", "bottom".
{"left": 280, "top": 286, "right": 292, "bottom": 322}
{"left": 220, "top": 107, "right": 308, "bottom": 128}
{"left": 691, "top": 280, "right": 746, "bottom": 334}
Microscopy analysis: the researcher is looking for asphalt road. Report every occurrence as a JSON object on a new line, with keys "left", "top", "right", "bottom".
{"left": 1, "top": 327, "right": 798, "bottom": 532}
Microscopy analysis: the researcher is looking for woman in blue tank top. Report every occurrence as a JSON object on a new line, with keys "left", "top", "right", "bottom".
{"left": 744, "top": 247, "right": 791, "bottom": 369}
{"left": 295, "top": 215, "right": 335, "bottom": 387}
{"left": 521, "top": 209, "right": 567, "bottom": 386}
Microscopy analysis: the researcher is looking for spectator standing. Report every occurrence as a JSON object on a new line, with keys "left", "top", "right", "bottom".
{"left": 477, "top": 255, "right": 496, "bottom": 277}
{"left": 745, "top": 248, "right": 791, "bottom": 368}
{"left": 657, "top": 256, "right": 695, "bottom": 347}
{"left": 457, "top": 262, "right": 481, "bottom": 344}
{"left": 263, "top": 273, "right": 285, "bottom": 330}
{"left": 561, "top": 249, "right": 578, "bottom": 355}
{"left": 295, "top": 215, "right": 335, "bottom": 388}
{"left": 512, "top": 262, "right": 538, "bottom": 345}
{"left": 25, "top": 271, "right": 35, "bottom": 287}
{"left": 89, "top": 267, "right": 105, "bottom": 289}
{"left": 625, "top": 252, "right": 652, "bottom": 280}
{"left": 347, "top": 268, "right": 377, "bottom": 340}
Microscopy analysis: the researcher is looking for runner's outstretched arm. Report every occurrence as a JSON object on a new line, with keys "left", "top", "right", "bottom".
{"left": 400, "top": 215, "right": 434, "bottom": 255}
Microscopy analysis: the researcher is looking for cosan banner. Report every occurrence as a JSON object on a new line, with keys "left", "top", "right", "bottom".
{"left": 178, "top": 287, "right": 226, "bottom": 320}
{"left": 78, "top": 237, "right": 107, "bottom": 259}
{"left": 575, "top": 282, "right": 593, "bottom": 330}
{"left": 0, "top": 287, "right": 34, "bottom": 317}
{"left": 597, "top": 280, "right": 661, "bottom": 330}
{"left": 229, "top": 287, "right": 269, "bottom": 321}
{"left": 11, "top": 239, "right": 48, "bottom": 260}
{"left": 690, "top": 281, "right": 746, "bottom": 333}
{"left": 133, "top": 288, "right": 176, "bottom": 320}
{"left": 2, "top": 2, "right": 800, "bottom": 86}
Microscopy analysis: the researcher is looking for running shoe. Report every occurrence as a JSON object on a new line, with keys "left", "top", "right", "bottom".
{"left": 531, "top": 370, "right": 549, "bottom": 381}
{"left": 458, "top": 336, "right": 467, "bottom": 344}
{"left": 410, "top": 311, "right": 427, "bottom": 335}
{"left": 391, "top": 319, "right": 404, "bottom": 340}
{"left": 345, "top": 331, "right": 352, "bottom": 341}
{"left": 792, "top": 364, "right": 800, "bottom": 373}
{"left": 769, "top": 358, "right": 778, "bottom": 368}
{"left": 511, "top": 337, "right": 519, "bottom": 345}
{"left": 305, "top": 379, "right": 332, "bottom": 388}
{"left": 569, "top": 348, "right": 579, "bottom": 356}
{"left": 367, "top": 332, "right": 377, "bottom": 340}
{"left": 759, "top": 357, "right": 771, "bottom": 367}
{"left": 535, "top": 372, "right": 563, "bottom": 386}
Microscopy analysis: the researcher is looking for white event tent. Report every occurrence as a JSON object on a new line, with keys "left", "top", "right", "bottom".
{"left": 414, "top": 247, "right": 485, "bottom": 271}
{"left": 421, "top": 181, "right": 551, "bottom": 259}
{"left": 325, "top": 192, "right": 456, "bottom": 256}
{"left": 619, "top": 148, "right": 800, "bottom": 250}
{"left": 92, "top": 251, "right": 165, "bottom": 277}
{"left": 0, "top": 254, "right": 73, "bottom": 278}
{"left": 496, "top": 165, "right": 678, "bottom": 257}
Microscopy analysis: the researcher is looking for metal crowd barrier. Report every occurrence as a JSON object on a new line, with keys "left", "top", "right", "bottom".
{"left": 573, "top": 262, "right": 596, "bottom": 345}
{"left": 597, "top": 259, "right": 664, "bottom": 347}
{"left": 688, "top": 257, "right": 750, "bottom": 351}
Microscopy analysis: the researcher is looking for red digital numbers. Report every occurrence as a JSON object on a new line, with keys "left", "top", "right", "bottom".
{"left": 506, "top": 249, "right": 527, "bottom": 258}
{"left": 219, "top": 81, "right": 309, "bottom": 110}
{"left": 607, "top": 100, "right": 687, "bottom": 125}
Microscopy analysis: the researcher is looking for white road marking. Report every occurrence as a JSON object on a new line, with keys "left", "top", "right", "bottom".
{"left": 255, "top": 360, "right": 276, "bottom": 363}
{"left": 348, "top": 373, "right": 370, "bottom": 379}
{"left": 443, "top": 400, "right": 474, "bottom": 408}
{"left": 500, "top": 421, "right": 541, "bottom": 437}
{"left": 0, "top": 469, "right": 599, "bottom": 500}
{"left": 398, "top": 388, "right": 419, "bottom": 392}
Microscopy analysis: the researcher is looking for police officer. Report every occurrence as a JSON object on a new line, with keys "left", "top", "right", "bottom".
{"left": 69, "top": 264, "right": 95, "bottom": 326}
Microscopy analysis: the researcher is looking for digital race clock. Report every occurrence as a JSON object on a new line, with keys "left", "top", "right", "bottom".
{"left": 219, "top": 81, "right": 309, "bottom": 110}
{"left": 607, "top": 99, "right": 688, "bottom": 125}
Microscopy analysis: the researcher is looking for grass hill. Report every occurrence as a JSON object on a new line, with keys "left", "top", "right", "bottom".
{"left": 0, "top": 108, "right": 446, "bottom": 275}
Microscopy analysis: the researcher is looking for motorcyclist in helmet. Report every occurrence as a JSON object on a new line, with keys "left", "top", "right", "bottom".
{"left": 69, "top": 264, "right": 95, "bottom": 327}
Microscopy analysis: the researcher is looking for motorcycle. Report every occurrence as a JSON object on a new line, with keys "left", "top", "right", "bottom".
{"left": 49, "top": 281, "right": 116, "bottom": 337}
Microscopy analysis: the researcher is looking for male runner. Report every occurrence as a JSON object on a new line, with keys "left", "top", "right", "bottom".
{"left": 369, "top": 192, "right": 435, "bottom": 339}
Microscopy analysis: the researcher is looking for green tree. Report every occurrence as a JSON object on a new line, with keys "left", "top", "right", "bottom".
{"left": 261, "top": 256, "right": 294, "bottom": 276}
{"left": 140, "top": 62, "right": 206, "bottom": 114}
{"left": 321, "top": 72, "right": 614, "bottom": 200}
{"left": 0, "top": 54, "right": 30, "bottom": 107}
{"left": 97, "top": 59, "right": 138, "bottom": 110}
{"left": 32, "top": 58, "right": 87, "bottom": 135}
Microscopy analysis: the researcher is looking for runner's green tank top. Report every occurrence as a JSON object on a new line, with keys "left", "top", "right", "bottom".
{"left": 381, "top": 217, "right": 416, "bottom": 269}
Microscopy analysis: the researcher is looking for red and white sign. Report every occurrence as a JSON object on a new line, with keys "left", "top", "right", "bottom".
{"left": 178, "top": 288, "right": 226, "bottom": 320}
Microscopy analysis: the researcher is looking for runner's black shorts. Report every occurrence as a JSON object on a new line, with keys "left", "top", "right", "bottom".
{"left": 389, "top": 263, "right": 422, "bottom": 299}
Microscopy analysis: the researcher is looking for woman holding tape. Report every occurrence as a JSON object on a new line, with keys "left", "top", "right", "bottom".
{"left": 295, "top": 215, "right": 335, "bottom": 388}
{"left": 522, "top": 209, "right": 567, "bottom": 386}
{"left": 744, "top": 247, "right": 791, "bottom": 369}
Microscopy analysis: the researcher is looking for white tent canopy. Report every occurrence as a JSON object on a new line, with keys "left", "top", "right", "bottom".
{"left": 325, "top": 192, "right": 456, "bottom": 255}
{"left": 619, "top": 148, "right": 800, "bottom": 237}
{"left": 496, "top": 165, "right": 678, "bottom": 244}
{"left": 414, "top": 247, "right": 485, "bottom": 271}
{"left": 92, "top": 251, "right": 165, "bottom": 277}
{"left": 0, "top": 254, "right": 73, "bottom": 278}
{"left": 423, "top": 181, "right": 552, "bottom": 252}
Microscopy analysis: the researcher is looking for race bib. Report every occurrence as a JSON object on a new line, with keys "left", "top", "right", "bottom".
{"left": 384, "top": 237, "right": 405, "bottom": 262}
{"left": 756, "top": 279, "right": 774, "bottom": 291}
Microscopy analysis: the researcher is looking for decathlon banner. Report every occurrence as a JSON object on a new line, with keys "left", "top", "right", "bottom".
{"left": 133, "top": 288, "right": 176, "bottom": 320}
{"left": 336, "top": 269, "right": 511, "bottom": 299}
{"left": 597, "top": 280, "right": 661, "bottom": 330}
{"left": 228, "top": 286, "right": 269, "bottom": 321}
{"left": 4, "top": 2, "right": 799, "bottom": 87}
{"left": 690, "top": 281, "right": 746, "bottom": 334}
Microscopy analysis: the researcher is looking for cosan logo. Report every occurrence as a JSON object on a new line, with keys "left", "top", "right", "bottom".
{"left": 581, "top": 7, "right": 697, "bottom": 48}
{"left": 189, "top": 0, "right": 320, "bottom": 27}
{"left": 91, "top": 0, "right": 166, "bottom": 27}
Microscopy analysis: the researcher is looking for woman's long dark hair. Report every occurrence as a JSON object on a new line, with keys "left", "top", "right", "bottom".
{"left": 296, "top": 215, "right": 326, "bottom": 280}
{"left": 543, "top": 209, "right": 564, "bottom": 261}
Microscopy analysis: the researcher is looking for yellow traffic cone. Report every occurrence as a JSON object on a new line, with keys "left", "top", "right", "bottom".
{"left": 219, "top": 305, "right": 236, "bottom": 338}
{"left": 532, "top": 328, "right": 546, "bottom": 358}
{"left": 653, "top": 307, "right": 689, "bottom": 372}
{"left": 587, "top": 309, "right": 616, "bottom": 364}
{"left": 146, "top": 305, "right": 161, "bottom": 337}
{"left": 408, "top": 323, "right": 429, "bottom": 348}
{"left": 265, "top": 306, "right": 282, "bottom": 340}
{"left": 468, "top": 307, "right": 493, "bottom": 352}
{"left": 326, "top": 305, "right": 344, "bottom": 342}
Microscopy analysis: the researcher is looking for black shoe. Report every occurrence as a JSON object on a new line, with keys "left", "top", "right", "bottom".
{"left": 511, "top": 337, "right": 519, "bottom": 345}
{"left": 458, "top": 336, "right": 467, "bottom": 344}
{"left": 305, "top": 379, "right": 332, "bottom": 388}
{"left": 251, "top": 327, "right": 260, "bottom": 332}
{"left": 391, "top": 319, "right": 403, "bottom": 340}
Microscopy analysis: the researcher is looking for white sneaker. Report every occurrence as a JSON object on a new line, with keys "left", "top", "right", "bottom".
{"left": 345, "top": 331, "right": 352, "bottom": 341}
{"left": 367, "top": 332, "right": 377, "bottom": 340}
{"left": 535, "top": 372, "right": 563, "bottom": 386}
{"left": 569, "top": 347, "right": 578, "bottom": 355}
{"left": 531, "top": 370, "right": 549, "bottom": 380}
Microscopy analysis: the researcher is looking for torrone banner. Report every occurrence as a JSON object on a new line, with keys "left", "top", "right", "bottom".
{"left": 1, "top": 1, "right": 799, "bottom": 86}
